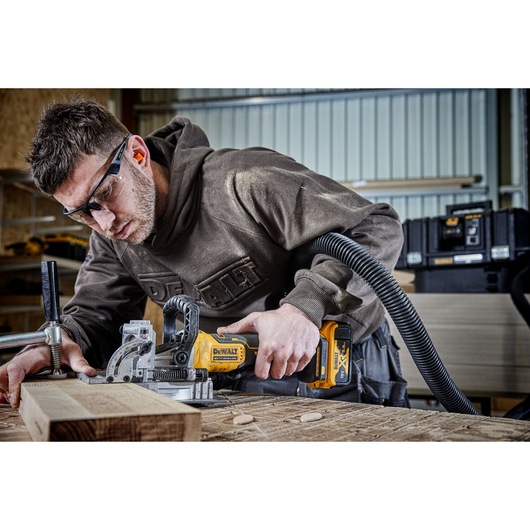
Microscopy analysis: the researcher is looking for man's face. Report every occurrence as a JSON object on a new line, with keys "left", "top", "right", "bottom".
{"left": 55, "top": 149, "right": 156, "bottom": 245}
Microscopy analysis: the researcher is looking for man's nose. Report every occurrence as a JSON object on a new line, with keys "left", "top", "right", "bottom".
{"left": 90, "top": 208, "right": 116, "bottom": 232}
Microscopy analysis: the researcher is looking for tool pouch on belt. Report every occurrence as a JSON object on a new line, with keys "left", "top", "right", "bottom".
{"left": 223, "top": 319, "right": 410, "bottom": 408}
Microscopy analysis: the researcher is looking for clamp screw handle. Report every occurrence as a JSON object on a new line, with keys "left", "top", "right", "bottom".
{"left": 41, "top": 260, "right": 66, "bottom": 379}
{"left": 41, "top": 261, "right": 60, "bottom": 323}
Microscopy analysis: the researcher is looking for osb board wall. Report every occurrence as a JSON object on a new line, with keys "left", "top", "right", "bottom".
{"left": 0, "top": 89, "right": 111, "bottom": 168}
{"left": 0, "top": 89, "right": 110, "bottom": 251}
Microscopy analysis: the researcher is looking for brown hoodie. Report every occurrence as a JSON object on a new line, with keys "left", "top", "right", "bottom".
{"left": 60, "top": 117, "right": 404, "bottom": 368}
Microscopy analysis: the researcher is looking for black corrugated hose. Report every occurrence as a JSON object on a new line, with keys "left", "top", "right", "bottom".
{"left": 308, "top": 232, "right": 481, "bottom": 415}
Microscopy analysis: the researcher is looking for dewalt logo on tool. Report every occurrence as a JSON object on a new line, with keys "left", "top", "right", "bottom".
{"left": 213, "top": 347, "right": 240, "bottom": 360}
{"left": 333, "top": 341, "right": 350, "bottom": 384}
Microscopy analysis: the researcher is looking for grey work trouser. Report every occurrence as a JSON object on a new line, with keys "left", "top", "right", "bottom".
{"left": 222, "top": 319, "right": 410, "bottom": 408}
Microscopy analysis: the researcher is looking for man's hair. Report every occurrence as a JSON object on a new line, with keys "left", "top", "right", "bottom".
{"left": 27, "top": 98, "right": 129, "bottom": 195}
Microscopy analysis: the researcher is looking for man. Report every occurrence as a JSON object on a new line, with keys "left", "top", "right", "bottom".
{"left": 0, "top": 98, "right": 409, "bottom": 408}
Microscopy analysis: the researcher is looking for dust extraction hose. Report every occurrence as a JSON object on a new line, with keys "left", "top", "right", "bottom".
{"left": 308, "top": 232, "right": 481, "bottom": 415}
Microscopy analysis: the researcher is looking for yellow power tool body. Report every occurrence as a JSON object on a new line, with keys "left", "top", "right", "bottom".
{"left": 192, "top": 319, "right": 353, "bottom": 389}
{"left": 79, "top": 295, "right": 354, "bottom": 402}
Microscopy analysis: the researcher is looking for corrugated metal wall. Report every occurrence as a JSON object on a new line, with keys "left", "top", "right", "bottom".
{"left": 136, "top": 89, "right": 499, "bottom": 221}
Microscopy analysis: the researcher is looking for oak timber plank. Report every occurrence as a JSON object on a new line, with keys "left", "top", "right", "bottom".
{"left": 18, "top": 378, "right": 201, "bottom": 441}
{"left": 387, "top": 293, "right": 530, "bottom": 396}
{"left": 400, "top": 293, "right": 530, "bottom": 326}
{"left": 400, "top": 359, "right": 530, "bottom": 396}
{"left": 395, "top": 323, "right": 530, "bottom": 366}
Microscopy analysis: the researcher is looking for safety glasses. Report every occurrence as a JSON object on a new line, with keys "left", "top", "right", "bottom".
{"left": 63, "top": 134, "right": 131, "bottom": 223}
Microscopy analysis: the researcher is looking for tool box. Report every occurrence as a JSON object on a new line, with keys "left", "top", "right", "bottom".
{"left": 43, "top": 234, "right": 88, "bottom": 262}
{"left": 396, "top": 201, "right": 530, "bottom": 293}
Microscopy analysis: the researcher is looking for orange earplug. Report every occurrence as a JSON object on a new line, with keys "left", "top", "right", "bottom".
{"left": 134, "top": 152, "right": 144, "bottom": 163}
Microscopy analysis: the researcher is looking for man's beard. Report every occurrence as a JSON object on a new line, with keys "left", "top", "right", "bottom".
{"left": 106, "top": 164, "right": 156, "bottom": 244}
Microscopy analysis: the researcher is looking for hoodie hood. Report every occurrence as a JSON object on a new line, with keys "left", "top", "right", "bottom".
{"left": 144, "top": 117, "right": 213, "bottom": 252}
{"left": 148, "top": 116, "right": 211, "bottom": 150}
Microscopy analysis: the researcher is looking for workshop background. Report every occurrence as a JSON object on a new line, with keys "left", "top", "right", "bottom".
{"left": 1, "top": 88, "right": 529, "bottom": 416}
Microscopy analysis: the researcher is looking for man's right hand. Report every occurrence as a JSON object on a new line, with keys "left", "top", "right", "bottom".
{"left": 0, "top": 331, "right": 96, "bottom": 408}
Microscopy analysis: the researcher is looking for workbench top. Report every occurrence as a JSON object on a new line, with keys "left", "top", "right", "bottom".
{"left": 2, "top": 390, "right": 530, "bottom": 442}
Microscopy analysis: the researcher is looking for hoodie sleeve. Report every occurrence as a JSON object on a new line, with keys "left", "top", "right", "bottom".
{"left": 59, "top": 233, "right": 148, "bottom": 368}
{"left": 230, "top": 150, "right": 403, "bottom": 328}
{"left": 281, "top": 207, "right": 403, "bottom": 328}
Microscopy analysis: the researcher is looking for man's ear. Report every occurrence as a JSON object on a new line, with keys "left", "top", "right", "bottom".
{"left": 130, "top": 135, "right": 148, "bottom": 165}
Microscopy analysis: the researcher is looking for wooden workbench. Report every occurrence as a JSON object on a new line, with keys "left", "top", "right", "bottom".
{"left": 2, "top": 390, "right": 529, "bottom": 442}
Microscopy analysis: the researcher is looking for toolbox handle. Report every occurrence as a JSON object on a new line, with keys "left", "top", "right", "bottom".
{"left": 445, "top": 200, "right": 493, "bottom": 216}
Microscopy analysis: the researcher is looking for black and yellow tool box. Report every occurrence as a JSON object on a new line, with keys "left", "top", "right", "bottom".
{"left": 43, "top": 234, "right": 88, "bottom": 261}
{"left": 396, "top": 201, "right": 530, "bottom": 293}
{"left": 4, "top": 234, "right": 88, "bottom": 262}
